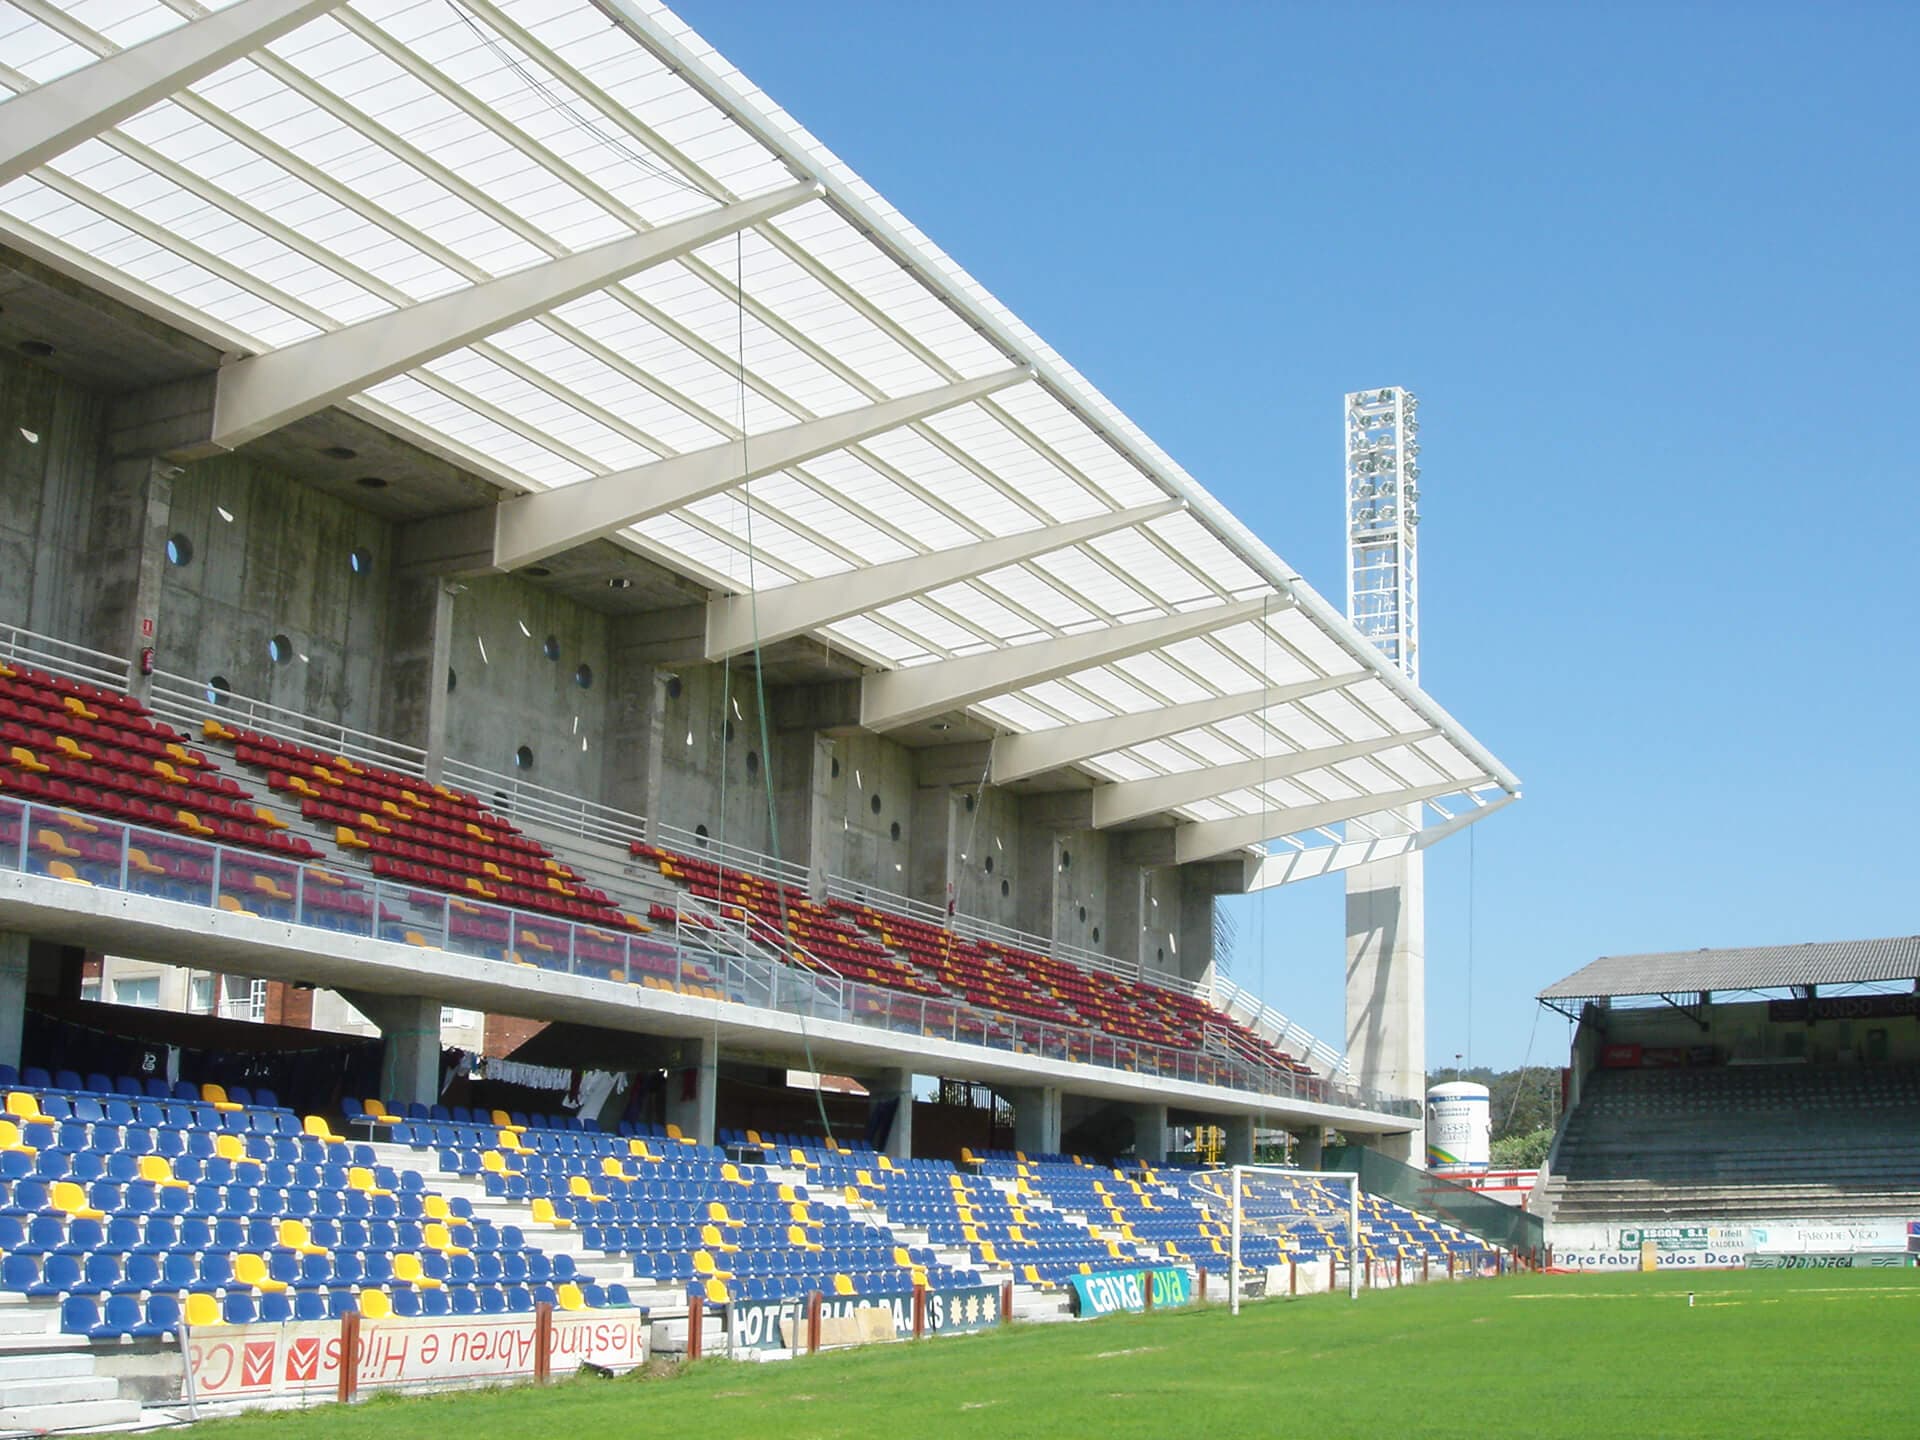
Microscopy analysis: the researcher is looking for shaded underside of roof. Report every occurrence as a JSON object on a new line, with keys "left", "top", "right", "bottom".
{"left": 1539, "top": 936, "right": 1920, "bottom": 1002}
{"left": 0, "top": 0, "right": 1518, "bottom": 856}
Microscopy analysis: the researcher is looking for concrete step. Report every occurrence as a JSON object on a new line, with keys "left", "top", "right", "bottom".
{"left": 0, "top": 1397, "right": 142, "bottom": 1434}
{"left": 0, "top": 1376, "right": 118, "bottom": 1408}
{"left": 0, "top": 1307, "right": 59, "bottom": 1339}
{"left": 0, "top": 1353, "right": 94, "bottom": 1383}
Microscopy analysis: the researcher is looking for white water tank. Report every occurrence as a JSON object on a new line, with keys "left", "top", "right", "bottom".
{"left": 1425, "top": 1081, "right": 1491, "bottom": 1173}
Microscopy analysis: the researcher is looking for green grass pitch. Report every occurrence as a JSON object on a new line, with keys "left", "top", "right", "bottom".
{"left": 184, "top": 1269, "right": 1919, "bottom": 1440}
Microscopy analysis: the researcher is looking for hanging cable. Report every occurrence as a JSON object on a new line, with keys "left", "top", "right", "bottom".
{"left": 725, "top": 229, "right": 836, "bottom": 1147}
{"left": 1467, "top": 819, "right": 1477, "bottom": 1071}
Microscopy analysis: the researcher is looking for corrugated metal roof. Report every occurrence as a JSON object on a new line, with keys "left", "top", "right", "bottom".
{"left": 1538, "top": 936, "right": 1920, "bottom": 1001}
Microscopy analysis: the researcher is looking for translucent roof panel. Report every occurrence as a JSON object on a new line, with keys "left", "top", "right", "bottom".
{"left": 0, "top": 0, "right": 1517, "bottom": 859}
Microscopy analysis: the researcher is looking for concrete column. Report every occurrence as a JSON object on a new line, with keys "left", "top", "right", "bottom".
{"left": 1103, "top": 855, "right": 1147, "bottom": 972}
{"left": 1007, "top": 1085, "right": 1061, "bottom": 1157}
{"left": 665, "top": 1036, "right": 717, "bottom": 1147}
{"left": 0, "top": 933, "right": 28, "bottom": 1073}
{"left": 1177, "top": 867, "right": 1218, "bottom": 989}
{"left": 421, "top": 583, "right": 454, "bottom": 784}
{"left": 84, "top": 456, "right": 173, "bottom": 703}
{"left": 1222, "top": 1114, "right": 1254, "bottom": 1167}
{"left": 1295, "top": 1126, "right": 1325, "bottom": 1170}
{"left": 343, "top": 991, "right": 442, "bottom": 1111}
{"left": 1345, "top": 836, "right": 1426, "bottom": 1130}
{"left": 1129, "top": 1102, "right": 1168, "bottom": 1164}
{"left": 381, "top": 577, "right": 456, "bottom": 784}
{"left": 866, "top": 1068, "right": 914, "bottom": 1162}
{"left": 773, "top": 732, "right": 836, "bottom": 899}
{"left": 907, "top": 784, "right": 955, "bottom": 914}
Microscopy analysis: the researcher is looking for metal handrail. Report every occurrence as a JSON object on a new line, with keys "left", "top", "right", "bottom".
{"left": 0, "top": 624, "right": 129, "bottom": 691}
{"left": 822, "top": 872, "right": 1210, "bottom": 1000}
{"left": 0, "top": 794, "right": 1416, "bottom": 1117}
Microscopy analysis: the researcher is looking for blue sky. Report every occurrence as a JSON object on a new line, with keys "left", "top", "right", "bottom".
{"left": 674, "top": 2, "right": 1920, "bottom": 1069}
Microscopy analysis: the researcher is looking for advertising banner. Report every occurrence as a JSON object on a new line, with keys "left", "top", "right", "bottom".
{"left": 1743, "top": 1253, "right": 1908, "bottom": 1270}
{"left": 728, "top": 1285, "right": 1000, "bottom": 1353}
{"left": 187, "top": 1310, "right": 648, "bottom": 1399}
{"left": 1068, "top": 1267, "right": 1193, "bottom": 1318}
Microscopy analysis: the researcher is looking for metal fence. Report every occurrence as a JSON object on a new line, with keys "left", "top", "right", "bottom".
{"left": 1323, "top": 1144, "right": 1545, "bottom": 1255}
{"left": 0, "top": 794, "right": 1415, "bottom": 1116}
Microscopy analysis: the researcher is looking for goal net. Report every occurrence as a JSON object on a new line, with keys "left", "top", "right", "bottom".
{"left": 1186, "top": 1165, "right": 1361, "bottom": 1311}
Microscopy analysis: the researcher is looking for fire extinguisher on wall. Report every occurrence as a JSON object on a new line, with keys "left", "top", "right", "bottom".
{"left": 140, "top": 647, "right": 155, "bottom": 676}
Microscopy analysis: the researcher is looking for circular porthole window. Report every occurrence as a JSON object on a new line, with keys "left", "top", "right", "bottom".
{"left": 542, "top": 635, "right": 560, "bottom": 662}
{"left": 1092, "top": 926, "right": 1102, "bottom": 944}
{"left": 1078, "top": 906, "right": 1087, "bottom": 923}
{"left": 205, "top": 675, "right": 230, "bottom": 706}
{"left": 889, "top": 821, "right": 901, "bottom": 842}
{"left": 1000, "top": 879, "right": 1010, "bottom": 898}
{"left": 165, "top": 534, "right": 193, "bottom": 567}
{"left": 268, "top": 634, "right": 293, "bottom": 665}
{"left": 870, "top": 793, "right": 882, "bottom": 816}
{"left": 666, "top": 676, "right": 684, "bottom": 700}
{"left": 694, "top": 824, "right": 710, "bottom": 847}
{"left": 573, "top": 664, "right": 593, "bottom": 690}
{"left": 1157, "top": 947, "right": 1166, "bottom": 963}
{"left": 831, "top": 757, "right": 840, "bottom": 779}
{"left": 745, "top": 751, "right": 760, "bottom": 777}
{"left": 983, "top": 855, "right": 994, "bottom": 875}
{"left": 348, "top": 547, "right": 373, "bottom": 577}
{"left": 964, "top": 793, "right": 976, "bottom": 813}
{"left": 513, "top": 745, "right": 534, "bottom": 771}
{"left": 447, "top": 667, "right": 457, "bottom": 693}
{"left": 1059, "top": 849, "right": 1071, "bottom": 872}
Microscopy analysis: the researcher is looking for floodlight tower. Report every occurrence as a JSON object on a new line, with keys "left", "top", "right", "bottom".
{"left": 1342, "top": 386, "right": 1428, "bottom": 1166}
{"left": 1344, "top": 387, "right": 1421, "bottom": 681}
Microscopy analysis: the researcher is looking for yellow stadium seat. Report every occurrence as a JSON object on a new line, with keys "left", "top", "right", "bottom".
{"left": 356, "top": 1289, "right": 393, "bottom": 1320}
{"left": 184, "top": 1292, "right": 224, "bottom": 1328}
{"left": 233, "top": 1252, "right": 288, "bottom": 1293}
{"left": 49, "top": 1180, "right": 103, "bottom": 1220}
{"left": 278, "top": 1220, "right": 326, "bottom": 1256}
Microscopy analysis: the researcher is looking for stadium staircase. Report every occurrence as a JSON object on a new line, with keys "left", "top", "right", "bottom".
{"left": 1541, "top": 1064, "right": 1920, "bottom": 1222}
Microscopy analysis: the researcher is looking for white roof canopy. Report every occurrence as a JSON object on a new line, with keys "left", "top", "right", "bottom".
{"left": 0, "top": 0, "right": 1519, "bottom": 860}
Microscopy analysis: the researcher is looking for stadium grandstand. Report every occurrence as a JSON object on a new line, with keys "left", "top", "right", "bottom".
{"left": 0, "top": 0, "right": 1522, "bottom": 1423}
{"left": 1536, "top": 937, "right": 1920, "bottom": 1269}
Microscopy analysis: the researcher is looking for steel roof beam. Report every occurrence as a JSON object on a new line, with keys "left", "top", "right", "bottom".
{"left": 208, "top": 181, "right": 822, "bottom": 450}
{"left": 493, "top": 367, "right": 1030, "bottom": 570}
{"left": 0, "top": 0, "right": 343, "bottom": 187}
{"left": 704, "top": 498, "right": 1182, "bottom": 659}
{"left": 988, "top": 669, "right": 1365, "bottom": 785}
{"left": 1241, "top": 793, "right": 1517, "bottom": 891}
{"left": 1172, "top": 779, "right": 1482, "bottom": 864}
{"left": 1091, "top": 729, "right": 1440, "bottom": 829}
{"left": 860, "top": 597, "right": 1278, "bottom": 732}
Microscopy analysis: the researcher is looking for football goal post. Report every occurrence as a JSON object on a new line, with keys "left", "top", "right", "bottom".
{"left": 1189, "top": 1165, "right": 1362, "bottom": 1313}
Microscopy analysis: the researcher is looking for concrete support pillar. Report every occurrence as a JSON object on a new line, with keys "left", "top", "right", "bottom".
{"left": 1346, "top": 836, "right": 1426, "bottom": 1159}
{"left": 1007, "top": 1085, "right": 1061, "bottom": 1158}
{"left": 1176, "top": 867, "right": 1218, "bottom": 990}
{"left": 381, "top": 578, "right": 456, "bottom": 784}
{"left": 343, "top": 991, "right": 442, "bottom": 1111}
{"left": 1295, "top": 1126, "right": 1325, "bottom": 1171}
{"left": 85, "top": 456, "right": 172, "bottom": 704}
{"left": 907, "top": 784, "right": 955, "bottom": 915}
{"left": 774, "top": 732, "right": 836, "bottom": 899}
{"left": 1129, "top": 1102, "right": 1168, "bottom": 1164}
{"left": 866, "top": 1068, "right": 914, "bottom": 1162}
{"left": 421, "top": 583, "right": 454, "bottom": 784}
{"left": 1222, "top": 1114, "right": 1254, "bottom": 1167}
{"left": 666, "top": 1037, "right": 717, "bottom": 1147}
{"left": 1103, "top": 855, "right": 1147, "bottom": 972}
{"left": 0, "top": 933, "right": 28, "bottom": 1073}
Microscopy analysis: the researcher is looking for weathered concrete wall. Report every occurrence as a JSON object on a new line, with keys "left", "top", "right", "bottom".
{"left": 1052, "top": 827, "right": 1108, "bottom": 957}
{"left": 1139, "top": 865, "right": 1184, "bottom": 982}
{"left": 439, "top": 574, "right": 611, "bottom": 802}
{"left": 157, "top": 454, "right": 390, "bottom": 729}
{"left": 656, "top": 663, "right": 774, "bottom": 858}
{"left": 0, "top": 352, "right": 103, "bottom": 642}
{"left": 827, "top": 732, "right": 914, "bottom": 896}
{"left": 950, "top": 783, "right": 1023, "bottom": 931}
